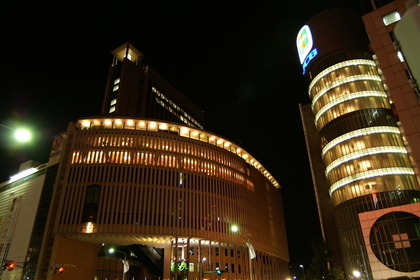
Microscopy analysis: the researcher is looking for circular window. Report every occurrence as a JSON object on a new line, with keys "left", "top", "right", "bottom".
{"left": 370, "top": 211, "right": 420, "bottom": 272}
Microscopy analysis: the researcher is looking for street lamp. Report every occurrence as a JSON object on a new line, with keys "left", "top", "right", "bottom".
{"left": 231, "top": 225, "right": 254, "bottom": 280}
{"left": 109, "top": 248, "right": 128, "bottom": 280}
{"left": 299, "top": 265, "right": 305, "bottom": 280}
{"left": 0, "top": 124, "right": 32, "bottom": 142}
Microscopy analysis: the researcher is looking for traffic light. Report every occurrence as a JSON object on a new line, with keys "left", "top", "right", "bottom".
{"left": 2, "top": 263, "right": 15, "bottom": 271}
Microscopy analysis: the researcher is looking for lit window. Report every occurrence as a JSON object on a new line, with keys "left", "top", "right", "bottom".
{"left": 113, "top": 85, "right": 119, "bottom": 92}
{"left": 329, "top": 167, "right": 414, "bottom": 194}
{"left": 110, "top": 98, "right": 117, "bottom": 106}
{"left": 124, "top": 53, "right": 132, "bottom": 60}
{"left": 382, "top": 11, "right": 401, "bottom": 26}
{"left": 114, "top": 78, "right": 120, "bottom": 85}
{"left": 109, "top": 106, "right": 116, "bottom": 113}
{"left": 397, "top": 51, "right": 404, "bottom": 62}
{"left": 325, "top": 146, "right": 408, "bottom": 175}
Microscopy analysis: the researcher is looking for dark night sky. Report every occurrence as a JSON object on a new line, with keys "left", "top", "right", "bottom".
{"left": 1, "top": 0, "right": 374, "bottom": 267}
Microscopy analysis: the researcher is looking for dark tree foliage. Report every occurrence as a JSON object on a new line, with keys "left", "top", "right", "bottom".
{"left": 305, "top": 239, "right": 345, "bottom": 280}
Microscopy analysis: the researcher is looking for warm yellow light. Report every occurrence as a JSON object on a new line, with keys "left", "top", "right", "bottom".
{"left": 82, "top": 120, "right": 91, "bottom": 128}
{"left": 330, "top": 167, "right": 415, "bottom": 194}
{"left": 322, "top": 127, "right": 401, "bottom": 156}
{"left": 126, "top": 120, "right": 134, "bottom": 126}
{"left": 314, "top": 91, "right": 388, "bottom": 123}
{"left": 75, "top": 117, "right": 281, "bottom": 188}
{"left": 311, "top": 74, "right": 381, "bottom": 107}
{"left": 326, "top": 146, "right": 407, "bottom": 174}
{"left": 309, "top": 59, "right": 375, "bottom": 90}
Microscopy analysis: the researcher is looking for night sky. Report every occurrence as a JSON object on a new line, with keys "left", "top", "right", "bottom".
{"left": 1, "top": 0, "right": 375, "bottom": 268}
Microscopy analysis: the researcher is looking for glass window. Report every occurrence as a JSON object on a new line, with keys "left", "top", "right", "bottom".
{"left": 114, "top": 78, "right": 120, "bottom": 85}
{"left": 382, "top": 11, "right": 401, "bottom": 26}
{"left": 113, "top": 85, "right": 119, "bottom": 92}
{"left": 109, "top": 106, "right": 116, "bottom": 113}
{"left": 110, "top": 99, "right": 117, "bottom": 106}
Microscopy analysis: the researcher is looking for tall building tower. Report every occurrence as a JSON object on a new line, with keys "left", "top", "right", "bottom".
{"left": 101, "top": 43, "right": 204, "bottom": 129}
{"left": 298, "top": 8, "right": 420, "bottom": 280}
{"left": 0, "top": 43, "right": 290, "bottom": 280}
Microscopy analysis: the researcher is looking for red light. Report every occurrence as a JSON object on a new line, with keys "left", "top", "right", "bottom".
{"left": 58, "top": 267, "right": 65, "bottom": 274}
{"left": 8, "top": 263, "right": 15, "bottom": 271}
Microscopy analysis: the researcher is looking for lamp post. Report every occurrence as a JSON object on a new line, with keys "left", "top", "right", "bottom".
{"left": 231, "top": 225, "right": 254, "bottom": 280}
{"left": 299, "top": 265, "right": 305, "bottom": 280}
{"left": 0, "top": 124, "right": 32, "bottom": 142}
{"left": 109, "top": 248, "right": 127, "bottom": 280}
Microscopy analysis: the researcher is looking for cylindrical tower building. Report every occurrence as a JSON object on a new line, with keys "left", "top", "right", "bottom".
{"left": 298, "top": 8, "right": 420, "bottom": 279}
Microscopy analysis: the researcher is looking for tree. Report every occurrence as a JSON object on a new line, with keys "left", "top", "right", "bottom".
{"left": 305, "top": 239, "right": 345, "bottom": 280}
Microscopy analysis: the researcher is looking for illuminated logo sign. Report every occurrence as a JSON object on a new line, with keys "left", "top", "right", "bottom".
{"left": 296, "top": 25, "right": 314, "bottom": 64}
{"left": 302, "top": 48, "right": 318, "bottom": 74}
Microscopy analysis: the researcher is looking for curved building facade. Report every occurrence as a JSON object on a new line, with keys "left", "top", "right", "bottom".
{"left": 299, "top": 8, "right": 420, "bottom": 280}
{"left": 43, "top": 117, "right": 289, "bottom": 280}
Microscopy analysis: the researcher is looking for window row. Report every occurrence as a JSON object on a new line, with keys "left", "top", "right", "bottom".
{"left": 310, "top": 65, "right": 379, "bottom": 101}
{"left": 307, "top": 50, "right": 374, "bottom": 87}
{"left": 330, "top": 174, "right": 419, "bottom": 206}
{"left": 71, "top": 150, "right": 247, "bottom": 185}
{"left": 312, "top": 79, "right": 386, "bottom": 114}
{"left": 151, "top": 86, "right": 203, "bottom": 129}
{"left": 319, "top": 108, "right": 397, "bottom": 145}
{"left": 67, "top": 166, "right": 251, "bottom": 196}
{"left": 76, "top": 133, "right": 245, "bottom": 173}
{"left": 322, "top": 127, "right": 403, "bottom": 164}
{"left": 315, "top": 95, "right": 390, "bottom": 131}
{"left": 309, "top": 60, "right": 376, "bottom": 91}
{"left": 326, "top": 152, "right": 412, "bottom": 185}
{"left": 312, "top": 87, "right": 389, "bottom": 124}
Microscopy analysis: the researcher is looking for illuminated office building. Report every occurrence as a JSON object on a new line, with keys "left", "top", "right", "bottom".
{"left": 298, "top": 7, "right": 420, "bottom": 280}
{"left": 0, "top": 44, "right": 289, "bottom": 280}
{"left": 47, "top": 117, "right": 289, "bottom": 280}
{"left": 362, "top": 0, "right": 420, "bottom": 180}
{"left": 0, "top": 161, "right": 53, "bottom": 280}
{"left": 102, "top": 43, "right": 204, "bottom": 129}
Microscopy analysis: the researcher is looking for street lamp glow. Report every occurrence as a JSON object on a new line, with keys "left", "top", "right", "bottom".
{"left": 231, "top": 225, "right": 239, "bottom": 232}
{"left": 0, "top": 124, "right": 32, "bottom": 142}
{"left": 353, "top": 270, "right": 361, "bottom": 278}
{"left": 108, "top": 248, "right": 128, "bottom": 280}
{"left": 14, "top": 129, "right": 31, "bottom": 142}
